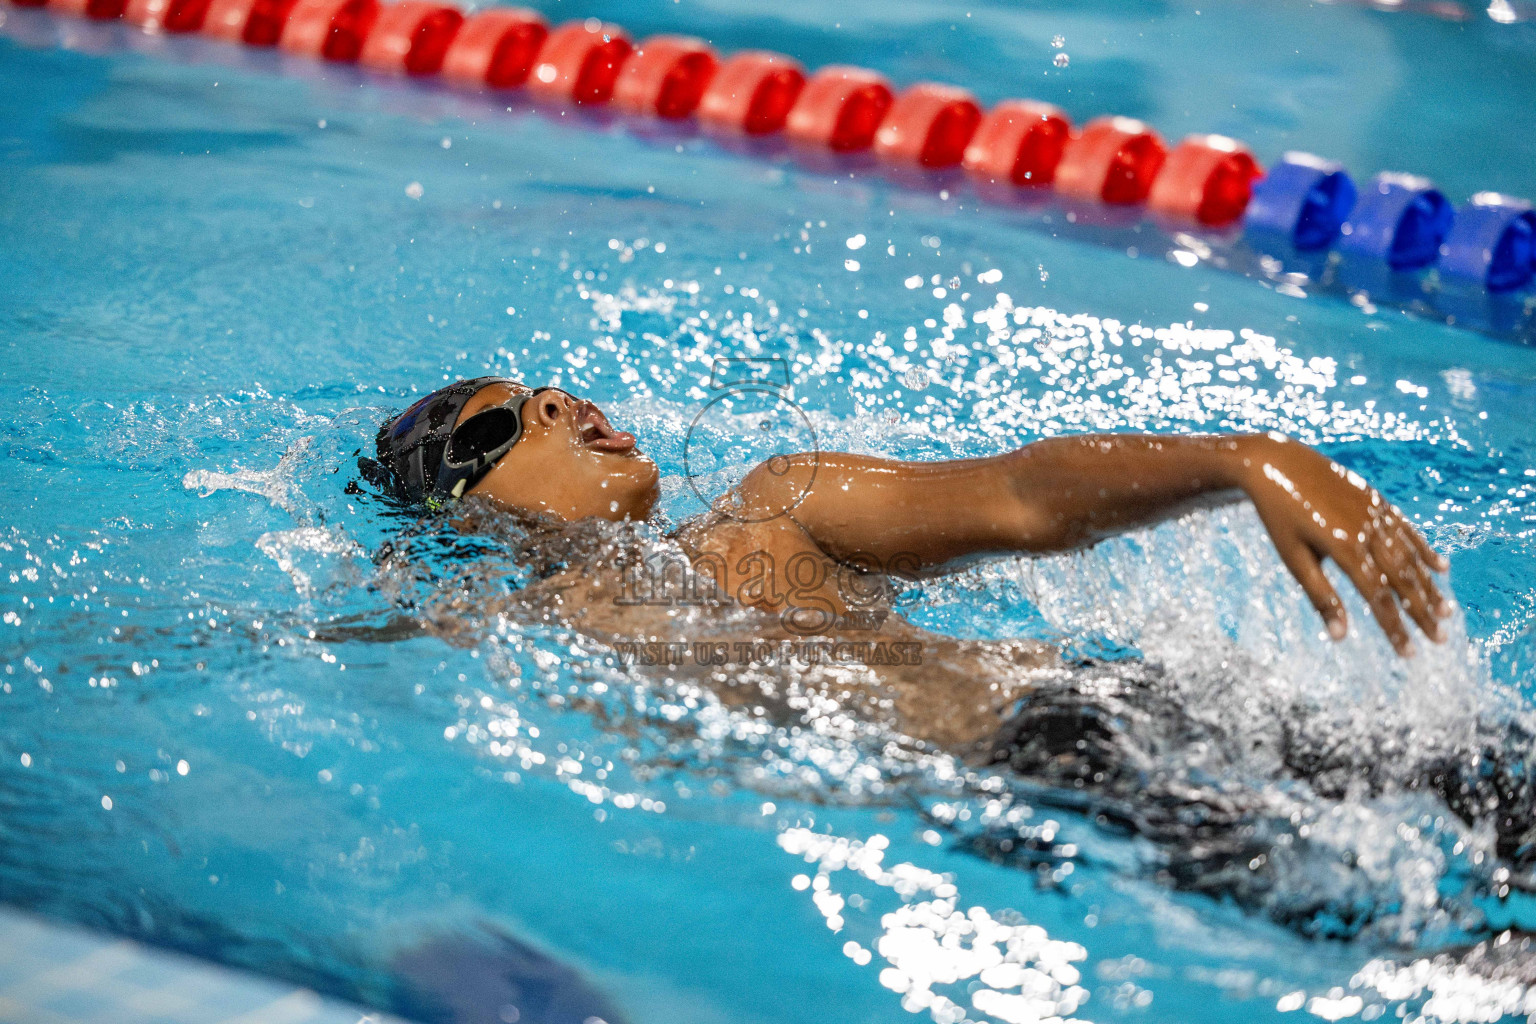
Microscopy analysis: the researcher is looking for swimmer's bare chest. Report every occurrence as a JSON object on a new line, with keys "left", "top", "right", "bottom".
{"left": 519, "top": 513, "right": 1057, "bottom": 752}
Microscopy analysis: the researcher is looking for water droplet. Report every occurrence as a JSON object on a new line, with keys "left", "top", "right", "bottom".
{"left": 1051, "top": 34, "right": 1065, "bottom": 48}
{"left": 902, "top": 367, "right": 931, "bottom": 390}
{"left": 405, "top": 182, "right": 424, "bottom": 199}
{"left": 1053, "top": 52, "right": 1070, "bottom": 68}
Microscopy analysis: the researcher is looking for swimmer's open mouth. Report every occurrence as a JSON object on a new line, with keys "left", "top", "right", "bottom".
{"left": 575, "top": 402, "right": 636, "bottom": 454}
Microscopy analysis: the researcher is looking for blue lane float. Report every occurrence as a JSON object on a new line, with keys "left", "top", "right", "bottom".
{"left": 1244, "top": 152, "right": 1357, "bottom": 251}
{"left": 1439, "top": 193, "right": 1536, "bottom": 294}
{"left": 1337, "top": 172, "right": 1454, "bottom": 270}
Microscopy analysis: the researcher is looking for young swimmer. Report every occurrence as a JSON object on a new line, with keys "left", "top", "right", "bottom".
{"left": 364, "top": 377, "right": 1536, "bottom": 933}
{"left": 368, "top": 375, "right": 1450, "bottom": 662}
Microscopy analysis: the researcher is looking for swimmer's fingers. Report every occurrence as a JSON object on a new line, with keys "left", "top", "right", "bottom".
{"left": 1391, "top": 517, "right": 1452, "bottom": 623}
{"left": 1395, "top": 509, "right": 1450, "bottom": 574}
{"left": 1370, "top": 525, "right": 1444, "bottom": 644}
{"left": 1276, "top": 539, "right": 1347, "bottom": 641}
{"left": 1414, "top": 553, "right": 1452, "bottom": 621}
{"left": 1338, "top": 546, "right": 1415, "bottom": 657}
{"left": 1377, "top": 505, "right": 1451, "bottom": 617}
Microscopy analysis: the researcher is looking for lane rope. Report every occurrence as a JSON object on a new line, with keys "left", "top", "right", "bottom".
{"left": 9, "top": 0, "right": 1536, "bottom": 337}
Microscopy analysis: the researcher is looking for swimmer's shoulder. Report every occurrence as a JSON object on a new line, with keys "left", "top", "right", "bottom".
{"left": 670, "top": 507, "right": 832, "bottom": 568}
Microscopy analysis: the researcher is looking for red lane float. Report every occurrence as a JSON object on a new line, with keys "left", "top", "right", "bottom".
{"left": 613, "top": 35, "right": 718, "bottom": 119}
{"left": 27, "top": 0, "right": 1536, "bottom": 314}
{"left": 527, "top": 20, "right": 632, "bottom": 104}
{"left": 785, "top": 65, "right": 893, "bottom": 152}
{"left": 279, "top": 0, "right": 378, "bottom": 61}
{"left": 203, "top": 0, "right": 299, "bottom": 45}
{"left": 47, "top": 0, "right": 125, "bottom": 19}
{"left": 962, "top": 100, "right": 1071, "bottom": 187}
{"left": 697, "top": 50, "right": 804, "bottom": 135}
{"left": 873, "top": 83, "right": 981, "bottom": 168}
{"left": 440, "top": 7, "right": 546, "bottom": 88}
{"left": 1055, "top": 116, "right": 1167, "bottom": 205}
{"left": 126, "top": 0, "right": 211, "bottom": 32}
{"left": 358, "top": 0, "right": 461, "bottom": 75}
{"left": 1148, "top": 134, "right": 1263, "bottom": 226}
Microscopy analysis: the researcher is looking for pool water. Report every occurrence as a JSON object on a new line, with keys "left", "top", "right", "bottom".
{"left": 5, "top": 1, "right": 1536, "bottom": 1022}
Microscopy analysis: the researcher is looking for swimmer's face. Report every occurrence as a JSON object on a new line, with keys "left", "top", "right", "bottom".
{"left": 461, "top": 382, "right": 660, "bottom": 522}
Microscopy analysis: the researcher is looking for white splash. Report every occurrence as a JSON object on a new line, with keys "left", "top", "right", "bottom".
{"left": 255, "top": 526, "right": 366, "bottom": 599}
{"left": 1351, "top": 950, "right": 1536, "bottom": 1022}
{"left": 778, "top": 828, "right": 1091, "bottom": 1024}
{"left": 183, "top": 435, "right": 315, "bottom": 517}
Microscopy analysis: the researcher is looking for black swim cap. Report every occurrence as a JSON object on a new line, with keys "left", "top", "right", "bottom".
{"left": 365, "top": 376, "right": 516, "bottom": 508}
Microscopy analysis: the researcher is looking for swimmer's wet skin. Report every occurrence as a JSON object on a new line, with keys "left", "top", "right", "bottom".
{"left": 367, "top": 377, "right": 1522, "bottom": 938}
{"left": 370, "top": 376, "right": 1450, "bottom": 657}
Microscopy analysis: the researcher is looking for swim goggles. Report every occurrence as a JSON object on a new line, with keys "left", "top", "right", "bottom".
{"left": 436, "top": 385, "right": 559, "bottom": 500}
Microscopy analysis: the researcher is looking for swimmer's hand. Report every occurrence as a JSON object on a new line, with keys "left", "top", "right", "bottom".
{"left": 1241, "top": 435, "right": 1450, "bottom": 656}
{"left": 728, "top": 432, "right": 1448, "bottom": 656}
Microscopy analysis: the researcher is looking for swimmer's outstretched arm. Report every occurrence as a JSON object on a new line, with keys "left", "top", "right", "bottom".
{"left": 732, "top": 433, "right": 1449, "bottom": 655}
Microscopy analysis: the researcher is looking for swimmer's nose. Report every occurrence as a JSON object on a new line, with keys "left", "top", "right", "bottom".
{"left": 528, "top": 388, "right": 575, "bottom": 428}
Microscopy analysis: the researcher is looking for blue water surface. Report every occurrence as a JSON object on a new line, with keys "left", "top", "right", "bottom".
{"left": 5, "top": 1, "right": 1536, "bottom": 1022}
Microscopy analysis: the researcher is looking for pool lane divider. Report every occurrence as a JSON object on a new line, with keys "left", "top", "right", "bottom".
{"left": 12, "top": 0, "right": 1536, "bottom": 331}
